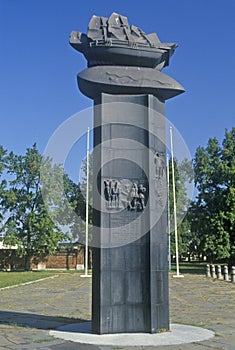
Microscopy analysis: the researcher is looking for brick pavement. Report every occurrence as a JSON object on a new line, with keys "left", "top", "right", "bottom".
{"left": 0, "top": 273, "right": 234, "bottom": 349}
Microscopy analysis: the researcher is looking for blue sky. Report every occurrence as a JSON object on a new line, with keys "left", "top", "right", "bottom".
{"left": 1, "top": 0, "right": 235, "bottom": 181}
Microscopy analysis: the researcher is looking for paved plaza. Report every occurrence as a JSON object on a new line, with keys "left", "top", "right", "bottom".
{"left": 0, "top": 272, "right": 234, "bottom": 349}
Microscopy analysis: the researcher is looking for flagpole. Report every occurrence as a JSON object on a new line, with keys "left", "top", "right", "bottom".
{"left": 170, "top": 126, "right": 184, "bottom": 278}
{"left": 166, "top": 154, "right": 171, "bottom": 271}
{"left": 81, "top": 127, "right": 91, "bottom": 278}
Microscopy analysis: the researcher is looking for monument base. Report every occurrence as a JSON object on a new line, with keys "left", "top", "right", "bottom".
{"left": 50, "top": 322, "right": 214, "bottom": 346}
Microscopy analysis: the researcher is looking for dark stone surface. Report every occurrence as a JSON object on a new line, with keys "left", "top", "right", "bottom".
{"left": 91, "top": 93, "right": 169, "bottom": 334}
{"left": 78, "top": 66, "right": 184, "bottom": 100}
{"left": 70, "top": 12, "right": 184, "bottom": 335}
{"left": 70, "top": 12, "right": 177, "bottom": 70}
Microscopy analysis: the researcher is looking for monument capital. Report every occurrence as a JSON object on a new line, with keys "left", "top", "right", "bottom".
{"left": 78, "top": 65, "right": 184, "bottom": 100}
{"left": 70, "top": 12, "right": 177, "bottom": 70}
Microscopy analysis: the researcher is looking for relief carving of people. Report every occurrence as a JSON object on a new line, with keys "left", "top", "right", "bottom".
{"left": 104, "top": 180, "right": 120, "bottom": 208}
{"left": 111, "top": 181, "right": 120, "bottom": 207}
{"left": 104, "top": 179, "right": 147, "bottom": 211}
{"left": 154, "top": 152, "right": 165, "bottom": 179}
{"left": 127, "top": 182, "right": 146, "bottom": 212}
{"left": 104, "top": 180, "right": 111, "bottom": 202}
{"left": 138, "top": 184, "right": 146, "bottom": 210}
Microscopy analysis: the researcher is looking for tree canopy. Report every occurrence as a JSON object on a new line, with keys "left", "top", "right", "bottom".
{"left": 1, "top": 127, "right": 235, "bottom": 268}
{"left": 168, "top": 157, "right": 194, "bottom": 259}
{"left": 190, "top": 128, "right": 235, "bottom": 264}
{"left": 0, "top": 144, "right": 85, "bottom": 270}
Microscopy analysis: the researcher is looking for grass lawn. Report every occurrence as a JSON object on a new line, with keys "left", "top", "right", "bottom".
{"left": 170, "top": 262, "right": 207, "bottom": 275}
{"left": 0, "top": 270, "right": 82, "bottom": 289}
{"left": 0, "top": 263, "right": 207, "bottom": 289}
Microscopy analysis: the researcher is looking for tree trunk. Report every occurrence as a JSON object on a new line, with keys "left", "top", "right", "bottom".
{"left": 24, "top": 252, "right": 31, "bottom": 271}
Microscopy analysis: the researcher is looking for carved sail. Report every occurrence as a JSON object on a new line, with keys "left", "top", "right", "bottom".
{"left": 70, "top": 12, "right": 178, "bottom": 70}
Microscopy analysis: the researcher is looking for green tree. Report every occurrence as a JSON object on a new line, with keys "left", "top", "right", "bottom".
{"left": 0, "top": 145, "right": 8, "bottom": 176}
{"left": 78, "top": 153, "right": 93, "bottom": 267}
{"left": 62, "top": 172, "right": 86, "bottom": 241}
{"left": 221, "top": 128, "right": 235, "bottom": 263}
{"left": 80, "top": 152, "right": 93, "bottom": 221}
{"left": 191, "top": 128, "right": 235, "bottom": 263}
{"left": 40, "top": 152, "right": 88, "bottom": 260}
{"left": 0, "top": 145, "right": 8, "bottom": 231}
{"left": 2, "top": 144, "right": 67, "bottom": 270}
{"left": 168, "top": 158, "right": 193, "bottom": 259}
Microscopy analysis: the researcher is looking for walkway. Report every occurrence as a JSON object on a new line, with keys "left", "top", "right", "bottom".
{"left": 0, "top": 273, "right": 234, "bottom": 349}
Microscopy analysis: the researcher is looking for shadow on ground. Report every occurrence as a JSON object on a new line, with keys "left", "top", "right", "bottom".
{"left": 0, "top": 310, "right": 89, "bottom": 331}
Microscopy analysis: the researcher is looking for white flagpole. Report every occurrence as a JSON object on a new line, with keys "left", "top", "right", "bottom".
{"left": 170, "top": 126, "right": 184, "bottom": 278}
{"left": 166, "top": 154, "right": 171, "bottom": 271}
{"left": 81, "top": 127, "right": 91, "bottom": 278}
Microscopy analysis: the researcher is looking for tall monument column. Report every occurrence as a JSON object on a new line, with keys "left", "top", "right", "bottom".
{"left": 70, "top": 12, "right": 184, "bottom": 334}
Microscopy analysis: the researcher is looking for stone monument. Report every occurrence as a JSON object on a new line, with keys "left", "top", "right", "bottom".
{"left": 70, "top": 12, "right": 184, "bottom": 334}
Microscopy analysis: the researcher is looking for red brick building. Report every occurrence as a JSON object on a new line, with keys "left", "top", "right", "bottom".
{"left": 0, "top": 243, "right": 91, "bottom": 271}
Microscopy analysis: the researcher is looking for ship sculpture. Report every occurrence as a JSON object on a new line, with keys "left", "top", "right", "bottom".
{"left": 70, "top": 12, "right": 177, "bottom": 70}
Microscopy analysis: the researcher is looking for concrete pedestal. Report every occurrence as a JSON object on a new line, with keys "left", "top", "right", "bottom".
{"left": 77, "top": 63, "right": 184, "bottom": 334}
{"left": 91, "top": 93, "right": 168, "bottom": 334}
